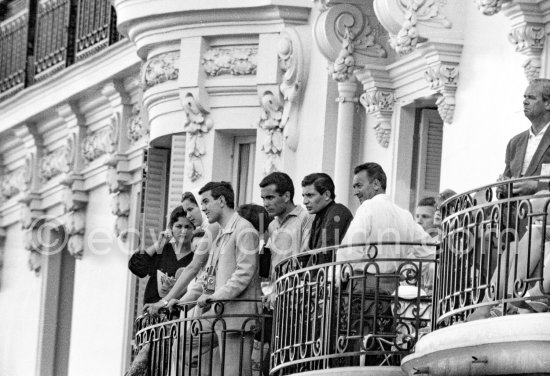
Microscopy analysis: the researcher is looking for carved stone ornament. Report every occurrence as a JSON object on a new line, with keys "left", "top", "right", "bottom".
{"left": 277, "top": 29, "right": 308, "bottom": 152}
{"left": 257, "top": 91, "right": 284, "bottom": 174}
{"left": 435, "top": 94, "right": 455, "bottom": 124}
{"left": 182, "top": 93, "right": 214, "bottom": 182}
{"left": 202, "top": 47, "right": 258, "bottom": 76}
{"left": 475, "top": 0, "right": 512, "bottom": 16}
{"left": 111, "top": 192, "right": 130, "bottom": 240}
{"left": 360, "top": 89, "right": 395, "bottom": 148}
{"left": 0, "top": 163, "right": 29, "bottom": 200}
{"left": 82, "top": 119, "right": 118, "bottom": 164}
{"left": 374, "top": 121, "right": 392, "bottom": 148}
{"left": 39, "top": 136, "right": 74, "bottom": 182}
{"left": 508, "top": 24, "right": 545, "bottom": 81}
{"left": 315, "top": 4, "right": 386, "bottom": 81}
{"left": 68, "top": 234, "right": 84, "bottom": 259}
{"left": 424, "top": 64, "right": 458, "bottom": 124}
{"left": 141, "top": 52, "right": 180, "bottom": 89}
{"left": 127, "top": 105, "right": 147, "bottom": 145}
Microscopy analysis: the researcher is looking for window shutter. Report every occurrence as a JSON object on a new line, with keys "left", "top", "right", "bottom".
{"left": 166, "top": 135, "right": 186, "bottom": 218}
{"left": 416, "top": 109, "right": 443, "bottom": 202}
{"left": 141, "top": 147, "right": 169, "bottom": 247}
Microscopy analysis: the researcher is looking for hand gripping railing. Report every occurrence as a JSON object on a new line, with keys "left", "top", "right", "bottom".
{"left": 435, "top": 176, "right": 550, "bottom": 327}
{"left": 133, "top": 299, "right": 271, "bottom": 376}
{"left": 270, "top": 242, "right": 437, "bottom": 375}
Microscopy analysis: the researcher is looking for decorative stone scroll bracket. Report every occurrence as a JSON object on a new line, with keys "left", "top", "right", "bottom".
{"left": 19, "top": 199, "right": 45, "bottom": 275}
{"left": 424, "top": 63, "right": 459, "bottom": 124}
{"left": 127, "top": 104, "right": 148, "bottom": 145}
{"left": 257, "top": 90, "right": 284, "bottom": 175}
{"left": 181, "top": 93, "right": 213, "bottom": 182}
{"left": 475, "top": 0, "right": 513, "bottom": 16}
{"left": 59, "top": 178, "right": 87, "bottom": 259}
{"left": 316, "top": 3, "right": 387, "bottom": 82}
{"left": 373, "top": 0, "right": 452, "bottom": 55}
{"left": 508, "top": 23, "right": 545, "bottom": 81}
{"left": 359, "top": 88, "right": 395, "bottom": 148}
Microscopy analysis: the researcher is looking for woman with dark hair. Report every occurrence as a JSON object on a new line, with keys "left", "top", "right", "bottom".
{"left": 148, "top": 192, "right": 220, "bottom": 314}
{"left": 129, "top": 206, "right": 196, "bottom": 305}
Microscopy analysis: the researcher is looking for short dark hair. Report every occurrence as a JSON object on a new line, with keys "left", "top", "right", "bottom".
{"left": 354, "top": 162, "right": 387, "bottom": 190}
{"left": 238, "top": 204, "right": 271, "bottom": 233}
{"left": 168, "top": 206, "right": 187, "bottom": 228}
{"left": 418, "top": 196, "right": 436, "bottom": 207}
{"left": 259, "top": 172, "right": 295, "bottom": 202}
{"left": 301, "top": 173, "right": 335, "bottom": 199}
{"left": 181, "top": 191, "right": 198, "bottom": 206}
{"left": 438, "top": 189, "right": 457, "bottom": 204}
{"left": 198, "top": 181, "right": 235, "bottom": 209}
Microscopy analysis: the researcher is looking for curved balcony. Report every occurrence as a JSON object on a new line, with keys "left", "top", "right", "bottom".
{"left": 402, "top": 177, "right": 550, "bottom": 375}
{"left": 133, "top": 299, "right": 271, "bottom": 376}
{"left": 270, "top": 244, "right": 436, "bottom": 376}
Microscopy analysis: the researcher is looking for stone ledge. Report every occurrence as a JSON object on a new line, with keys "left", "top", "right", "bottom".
{"left": 289, "top": 366, "right": 405, "bottom": 376}
{"left": 401, "top": 313, "right": 550, "bottom": 375}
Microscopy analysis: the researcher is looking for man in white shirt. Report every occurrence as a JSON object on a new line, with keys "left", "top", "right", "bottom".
{"left": 337, "top": 162, "right": 435, "bottom": 293}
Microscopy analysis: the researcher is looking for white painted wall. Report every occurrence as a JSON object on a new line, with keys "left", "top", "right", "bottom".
{"left": 0, "top": 223, "right": 41, "bottom": 376}
{"left": 440, "top": 2, "right": 528, "bottom": 193}
{"left": 67, "top": 185, "right": 131, "bottom": 376}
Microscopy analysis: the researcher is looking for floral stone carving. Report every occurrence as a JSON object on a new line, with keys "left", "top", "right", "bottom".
{"left": 82, "top": 122, "right": 117, "bottom": 164}
{"left": 39, "top": 136, "right": 74, "bottom": 182}
{"left": 360, "top": 89, "right": 395, "bottom": 148}
{"left": 141, "top": 52, "right": 180, "bottom": 89}
{"left": 127, "top": 105, "right": 147, "bottom": 144}
{"left": 182, "top": 93, "right": 214, "bottom": 182}
{"left": 202, "top": 47, "right": 257, "bottom": 76}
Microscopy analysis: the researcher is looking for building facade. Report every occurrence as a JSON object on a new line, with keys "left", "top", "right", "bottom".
{"left": 0, "top": 0, "right": 548, "bottom": 375}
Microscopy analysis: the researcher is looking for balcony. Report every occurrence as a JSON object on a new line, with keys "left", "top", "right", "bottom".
{"left": 0, "top": 0, "right": 121, "bottom": 101}
{"left": 132, "top": 178, "right": 550, "bottom": 376}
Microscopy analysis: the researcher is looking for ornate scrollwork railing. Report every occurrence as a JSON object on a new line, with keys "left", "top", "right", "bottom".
{"left": 270, "top": 243, "right": 436, "bottom": 375}
{"left": 435, "top": 176, "right": 550, "bottom": 327}
{"left": 75, "top": 0, "right": 120, "bottom": 61}
{"left": 134, "top": 299, "right": 271, "bottom": 376}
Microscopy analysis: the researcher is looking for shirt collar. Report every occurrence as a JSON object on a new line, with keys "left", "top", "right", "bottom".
{"left": 276, "top": 205, "right": 302, "bottom": 224}
{"left": 220, "top": 212, "right": 239, "bottom": 235}
{"left": 529, "top": 122, "right": 550, "bottom": 138}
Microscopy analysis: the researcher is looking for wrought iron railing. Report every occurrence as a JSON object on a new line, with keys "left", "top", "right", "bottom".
{"left": 75, "top": 0, "right": 119, "bottom": 61}
{"left": 0, "top": 0, "right": 121, "bottom": 99}
{"left": 270, "top": 244, "right": 436, "bottom": 375}
{"left": 34, "top": 0, "right": 71, "bottom": 81}
{"left": 435, "top": 176, "right": 550, "bottom": 327}
{"left": 134, "top": 300, "right": 271, "bottom": 376}
{"left": 0, "top": 10, "right": 28, "bottom": 99}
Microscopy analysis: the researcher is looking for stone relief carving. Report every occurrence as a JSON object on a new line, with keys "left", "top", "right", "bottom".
{"left": 107, "top": 167, "right": 131, "bottom": 240}
{"left": 141, "top": 52, "right": 180, "bottom": 89}
{"left": 508, "top": 24, "right": 545, "bottom": 81}
{"left": 82, "top": 120, "right": 117, "bottom": 164}
{"left": 202, "top": 47, "right": 258, "bottom": 76}
{"left": 182, "top": 93, "right": 214, "bottom": 182}
{"left": 387, "top": 0, "right": 451, "bottom": 55}
{"left": 474, "top": 0, "right": 512, "bottom": 15}
{"left": 424, "top": 64, "right": 459, "bottom": 123}
{"left": 0, "top": 164, "right": 29, "bottom": 200}
{"left": 326, "top": 5, "right": 387, "bottom": 82}
{"left": 360, "top": 89, "right": 395, "bottom": 148}
{"left": 127, "top": 105, "right": 147, "bottom": 144}
{"left": 257, "top": 91, "right": 284, "bottom": 174}
{"left": 278, "top": 29, "right": 308, "bottom": 152}
{"left": 39, "top": 136, "right": 74, "bottom": 182}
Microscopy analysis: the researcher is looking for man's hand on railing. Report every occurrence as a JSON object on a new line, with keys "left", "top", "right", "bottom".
{"left": 147, "top": 300, "right": 165, "bottom": 316}
{"left": 197, "top": 294, "right": 213, "bottom": 308}
{"left": 512, "top": 179, "right": 538, "bottom": 196}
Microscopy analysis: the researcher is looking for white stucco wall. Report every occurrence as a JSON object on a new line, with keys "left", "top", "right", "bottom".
{"left": 440, "top": 2, "right": 528, "bottom": 193}
{"left": 67, "top": 185, "right": 131, "bottom": 376}
{"left": 0, "top": 223, "right": 41, "bottom": 376}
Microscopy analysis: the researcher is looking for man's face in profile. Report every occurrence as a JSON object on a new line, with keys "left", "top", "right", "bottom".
{"left": 415, "top": 205, "right": 436, "bottom": 232}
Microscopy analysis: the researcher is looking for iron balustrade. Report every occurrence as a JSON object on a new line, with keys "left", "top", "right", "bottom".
{"left": 0, "top": 0, "right": 121, "bottom": 98}
{"left": 435, "top": 176, "right": 550, "bottom": 327}
{"left": 270, "top": 244, "right": 437, "bottom": 375}
{"left": 134, "top": 299, "right": 271, "bottom": 376}
{"left": 34, "top": 0, "right": 71, "bottom": 81}
{"left": 0, "top": 10, "right": 28, "bottom": 99}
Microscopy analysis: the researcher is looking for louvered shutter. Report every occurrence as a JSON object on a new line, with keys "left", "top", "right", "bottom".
{"left": 416, "top": 109, "right": 443, "bottom": 202}
{"left": 166, "top": 135, "right": 186, "bottom": 218}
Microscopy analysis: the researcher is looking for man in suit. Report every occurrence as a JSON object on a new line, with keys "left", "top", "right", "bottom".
{"left": 179, "top": 181, "right": 260, "bottom": 376}
{"left": 500, "top": 78, "right": 550, "bottom": 194}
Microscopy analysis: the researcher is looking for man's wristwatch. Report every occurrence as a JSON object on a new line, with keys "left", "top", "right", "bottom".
{"left": 161, "top": 299, "right": 169, "bottom": 307}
